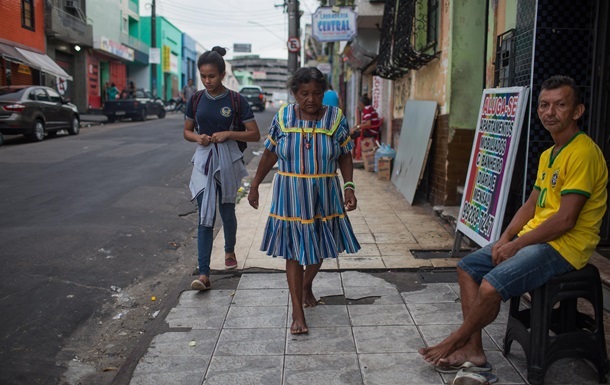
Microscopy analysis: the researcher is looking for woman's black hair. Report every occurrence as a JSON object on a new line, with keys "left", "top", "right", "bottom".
{"left": 359, "top": 95, "right": 371, "bottom": 105}
{"left": 287, "top": 67, "right": 327, "bottom": 94}
{"left": 197, "top": 46, "right": 227, "bottom": 73}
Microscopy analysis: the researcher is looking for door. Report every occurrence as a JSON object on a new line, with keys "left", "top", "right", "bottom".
{"left": 45, "top": 88, "right": 65, "bottom": 128}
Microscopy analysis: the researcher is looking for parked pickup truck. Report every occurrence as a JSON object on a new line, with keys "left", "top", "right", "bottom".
{"left": 103, "top": 89, "right": 166, "bottom": 123}
{"left": 239, "top": 85, "right": 266, "bottom": 112}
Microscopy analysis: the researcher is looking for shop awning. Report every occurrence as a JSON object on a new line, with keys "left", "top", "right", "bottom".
{"left": 14, "top": 47, "right": 73, "bottom": 81}
{"left": 0, "top": 43, "right": 26, "bottom": 64}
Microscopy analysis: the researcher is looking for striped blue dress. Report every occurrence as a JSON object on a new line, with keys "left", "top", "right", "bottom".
{"left": 261, "top": 104, "right": 361, "bottom": 265}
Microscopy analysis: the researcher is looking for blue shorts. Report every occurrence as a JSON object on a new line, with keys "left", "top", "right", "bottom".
{"left": 457, "top": 241, "right": 574, "bottom": 301}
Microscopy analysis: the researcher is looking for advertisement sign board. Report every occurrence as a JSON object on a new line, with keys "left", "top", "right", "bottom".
{"left": 312, "top": 7, "right": 357, "bottom": 42}
{"left": 456, "top": 87, "right": 529, "bottom": 246}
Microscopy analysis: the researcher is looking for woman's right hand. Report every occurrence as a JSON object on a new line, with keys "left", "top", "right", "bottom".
{"left": 248, "top": 187, "right": 259, "bottom": 209}
{"left": 196, "top": 134, "right": 211, "bottom": 146}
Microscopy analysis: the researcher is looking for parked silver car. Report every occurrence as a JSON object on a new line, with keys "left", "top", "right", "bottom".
{"left": 0, "top": 85, "right": 80, "bottom": 142}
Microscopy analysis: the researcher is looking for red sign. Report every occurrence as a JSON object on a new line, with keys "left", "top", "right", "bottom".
{"left": 287, "top": 37, "right": 301, "bottom": 53}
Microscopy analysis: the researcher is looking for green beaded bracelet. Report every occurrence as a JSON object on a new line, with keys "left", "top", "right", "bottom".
{"left": 344, "top": 181, "right": 355, "bottom": 190}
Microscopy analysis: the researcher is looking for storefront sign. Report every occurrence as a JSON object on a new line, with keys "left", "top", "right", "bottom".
{"left": 456, "top": 87, "right": 530, "bottom": 246}
{"left": 312, "top": 7, "right": 357, "bottom": 42}
{"left": 17, "top": 64, "right": 31, "bottom": 75}
{"left": 372, "top": 76, "right": 384, "bottom": 116}
{"left": 169, "top": 53, "right": 178, "bottom": 74}
{"left": 162, "top": 46, "right": 170, "bottom": 73}
{"left": 149, "top": 47, "right": 160, "bottom": 64}
{"left": 99, "top": 36, "right": 134, "bottom": 61}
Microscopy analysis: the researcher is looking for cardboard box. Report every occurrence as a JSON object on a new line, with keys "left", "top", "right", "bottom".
{"left": 362, "top": 149, "right": 376, "bottom": 172}
{"left": 360, "top": 137, "right": 376, "bottom": 153}
{"left": 377, "top": 157, "right": 393, "bottom": 181}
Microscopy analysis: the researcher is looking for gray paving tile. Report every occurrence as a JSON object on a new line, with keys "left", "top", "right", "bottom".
{"left": 407, "top": 302, "right": 463, "bottom": 325}
{"left": 215, "top": 328, "right": 285, "bottom": 356}
{"left": 291, "top": 305, "right": 351, "bottom": 327}
{"left": 484, "top": 322, "right": 509, "bottom": 351}
{"left": 148, "top": 330, "right": 221, "bottom": 357}
{"left": 176, "top": 289, "right": 235, "bottom": 308}
{"left": 285, "top": 327, "right": 356, "bottom": 354}
{"left": 341, "top": 271, "right": 396, "bottom": 288}
{"left": 348, "top": 304, "right": 414, "bottom": 326}
{"left": 485, "top": 350, "right": 527, "bottom": 385}
{"left": 204, "top": 355, "right": 283, "bottom": 385}
{"left": 358, "top": 353, "right": 444, "bottom": 385}
{"left": 283, "top": 354, "right": 363, "bottom": 385}
{"left": 237, "top": 273, "right": 288, "bottom": 289}
{"left": 418, "top": 324, "right": 498, "bottom": 352}
{"left": 400, "top": 283, "right": 460, "bottom": 303}
{"left": 353, "top": 325, "right": 424, "bottom": 353}
{"left": 224, "top": 306, "right": 287, "bottom": 328}
{"left": 231, "top": 288, "right": 289, "bottom": 307}
{"left": 315, "top": 285, "right": 345, "bottom": 299}
{"left": 313, "top": 271, "right": 343, "bottom": 289}
{"left": 166, "top": 306, "right": 229, "bottom": 329}
{"left": 344, "top": 286, "right": 405, "bottom": 305}
{"left": 129, "top": 356, "right": 207, "bottom": 385}
{"left": 539, "top": 358, "right": 603, "bottom": 385}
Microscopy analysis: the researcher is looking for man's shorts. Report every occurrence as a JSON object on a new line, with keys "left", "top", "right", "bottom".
{"left": 457, "top": 242, "right": 574, "bottom": 301}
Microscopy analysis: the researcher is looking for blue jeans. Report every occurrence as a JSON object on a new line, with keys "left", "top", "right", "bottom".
{"left": 196, "top": 189, "right": 237, "bottom": 276}
{"left": 458, "top": 241, "right": 574, "bottom": 301}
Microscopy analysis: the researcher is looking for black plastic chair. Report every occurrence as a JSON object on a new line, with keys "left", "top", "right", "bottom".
{"left": 503, "top": 264, "right": 608, "bottom": 385}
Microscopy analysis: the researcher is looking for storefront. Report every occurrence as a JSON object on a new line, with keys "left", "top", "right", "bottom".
{"left": 90, "top": 36, "right": 134, "bottom": 109}
{"left": 0, "top": 42, "right": 73, "bottom": 87}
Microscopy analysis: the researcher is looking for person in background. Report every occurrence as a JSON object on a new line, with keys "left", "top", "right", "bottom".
{"left": 177, "top": 78, "right": 197, "bottom": 112}
{"left": 107, "top": 82, "right": 119, "bottom": 101}
{"left": 322, "top": 84, "right": 342, "bottom": 110}
{"left": 419, "top": 75, "right": 608, "bottom": 374}
{"left": 184, "top": 46, "right": 261, "bottom": 291}
{"left": 248, "top": 67, "right": 360, "bottom": 335}
{"left": 350, "top": 94, "right": 380, "bottom": 139}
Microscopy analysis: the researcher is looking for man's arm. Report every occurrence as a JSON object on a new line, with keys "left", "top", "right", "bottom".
{"left": 493, "top": 190, "right": 588, "bottom": 264}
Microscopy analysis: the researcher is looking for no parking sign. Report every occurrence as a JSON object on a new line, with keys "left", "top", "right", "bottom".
{"left": 56, "top": 77, "right": 67, "bottom": 95}
{"left": 287, "top": 37, "right": 301, "bottom": 53}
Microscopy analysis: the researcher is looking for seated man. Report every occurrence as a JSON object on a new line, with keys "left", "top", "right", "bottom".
{"left": 419, "top": 75, "right": 608, "bottom": 369}
{"left": 350, "top": 95, "right": 380, "bottom": 139}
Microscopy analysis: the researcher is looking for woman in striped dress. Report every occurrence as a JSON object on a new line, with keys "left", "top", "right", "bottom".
{"left": 248, "top": 67, "right": 360, "bottom": 334}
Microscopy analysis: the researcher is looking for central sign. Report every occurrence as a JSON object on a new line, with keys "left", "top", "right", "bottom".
{"left": 312, "top": 7, "right": 357, "bottom": 42}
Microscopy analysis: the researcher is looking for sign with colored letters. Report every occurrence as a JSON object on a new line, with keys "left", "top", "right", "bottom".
{"left": 456, "top": 87, "right": 530, "bottom": 246}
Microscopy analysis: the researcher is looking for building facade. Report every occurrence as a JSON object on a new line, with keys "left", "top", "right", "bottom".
{"left": 229, "top": 55, "right": 289, "bottom": 97}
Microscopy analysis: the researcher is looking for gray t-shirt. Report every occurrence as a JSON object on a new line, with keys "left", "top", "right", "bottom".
{"left": 183, "top": 85, "right": 197, "bottom": 100}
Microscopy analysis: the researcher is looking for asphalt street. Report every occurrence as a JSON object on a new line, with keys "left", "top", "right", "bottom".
{"left": 0, "top": 108, "right": 276, "bottom": 385}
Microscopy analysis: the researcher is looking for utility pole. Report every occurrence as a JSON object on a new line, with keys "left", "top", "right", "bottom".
{"left": 287, "top": 0, "right": 300, "bottom": 76}
{"left": 151, "top": 0, "right": 157, "bottom": 96}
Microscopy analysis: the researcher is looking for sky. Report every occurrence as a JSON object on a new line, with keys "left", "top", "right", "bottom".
{"left": 139, "top": 0, "right": 321, "bottom": 60}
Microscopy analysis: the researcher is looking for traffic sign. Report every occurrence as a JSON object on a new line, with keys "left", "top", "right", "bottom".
{"left": 287, "top": 37, "right": 301, "bottom": 53}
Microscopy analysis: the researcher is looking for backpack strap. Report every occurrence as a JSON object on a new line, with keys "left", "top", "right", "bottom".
{"left": 229, "top": 90, "right": 242, "bottom": 131}
{"left": 191, "top": 90, "right": 204, "bottom": 133}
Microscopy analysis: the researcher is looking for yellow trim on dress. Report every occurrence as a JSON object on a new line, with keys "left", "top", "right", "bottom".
{"left": 269, "top": 212, "right": 346, "bottom": 223}
{"left": 278, "top": 171, "right": 337, "bottom": 178}
{"left": 340, "top": 137, "right": 352, "bottom": 147}
{"left": 267, "top": 135, "right": 277, "bottom": 146}
{"left": 277, "top": 104, "right": 342, "bottom": 136}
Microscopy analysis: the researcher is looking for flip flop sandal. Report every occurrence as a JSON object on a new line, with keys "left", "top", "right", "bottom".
{"left": 452, "top": 369, "right": 498, "bottom": 385}
{"left": 435, "top": 361, "right": 492, "bottom": 374}
{"left": 225, "top": 256, "right": 237, "bottom": 270}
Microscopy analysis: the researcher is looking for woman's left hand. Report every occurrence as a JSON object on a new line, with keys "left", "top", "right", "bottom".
{"left": 211, "top": 131, "right": 233, "bottom": 143}
{"left": 344, "top": 189, "right": 357, "bottom": 211}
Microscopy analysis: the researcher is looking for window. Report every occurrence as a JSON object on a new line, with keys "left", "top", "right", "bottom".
{"left": 494, "top": 29, "right": 516, "bottom": 87}
{"left": 22, "top": 0, "right": 35, "bottom": 31}
{"left": 34, "top": 88, "right": 50, "bottom": 102}
{"left": 46, "top": 88, "right": 62, "bottom": 103}
{"left": 414, "top": 0, "right": 439, "bottom": 54}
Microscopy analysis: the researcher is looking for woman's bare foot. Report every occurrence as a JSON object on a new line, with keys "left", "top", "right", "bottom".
{"left": 290, "top": 308, "right": 309, "bottom": 334}
{"left": 303, "top": 286, "right": 317, "bottom": 308}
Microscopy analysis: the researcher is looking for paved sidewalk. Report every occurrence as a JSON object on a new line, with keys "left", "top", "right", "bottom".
{"left": 209, "top": 168, "right": 460, "bottom": 272}
{"left": 127, "top": 168, "right": 607, "bottom": 385}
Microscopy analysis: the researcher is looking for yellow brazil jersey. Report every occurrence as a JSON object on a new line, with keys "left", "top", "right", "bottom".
{"left": 518, "top": 132, "right": 608, "bottom": 269}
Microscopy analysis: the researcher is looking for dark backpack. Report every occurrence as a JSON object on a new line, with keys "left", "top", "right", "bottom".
{"left": 191, "top": 89, "right": 247, "bottom": 152}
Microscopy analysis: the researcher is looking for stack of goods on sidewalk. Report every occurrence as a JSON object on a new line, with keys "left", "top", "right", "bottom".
{"left": 375, "top": 144, "right": 397, "bottom": 181}
{"left": 361, "top": 138, "right": 378, "bottom": 172}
